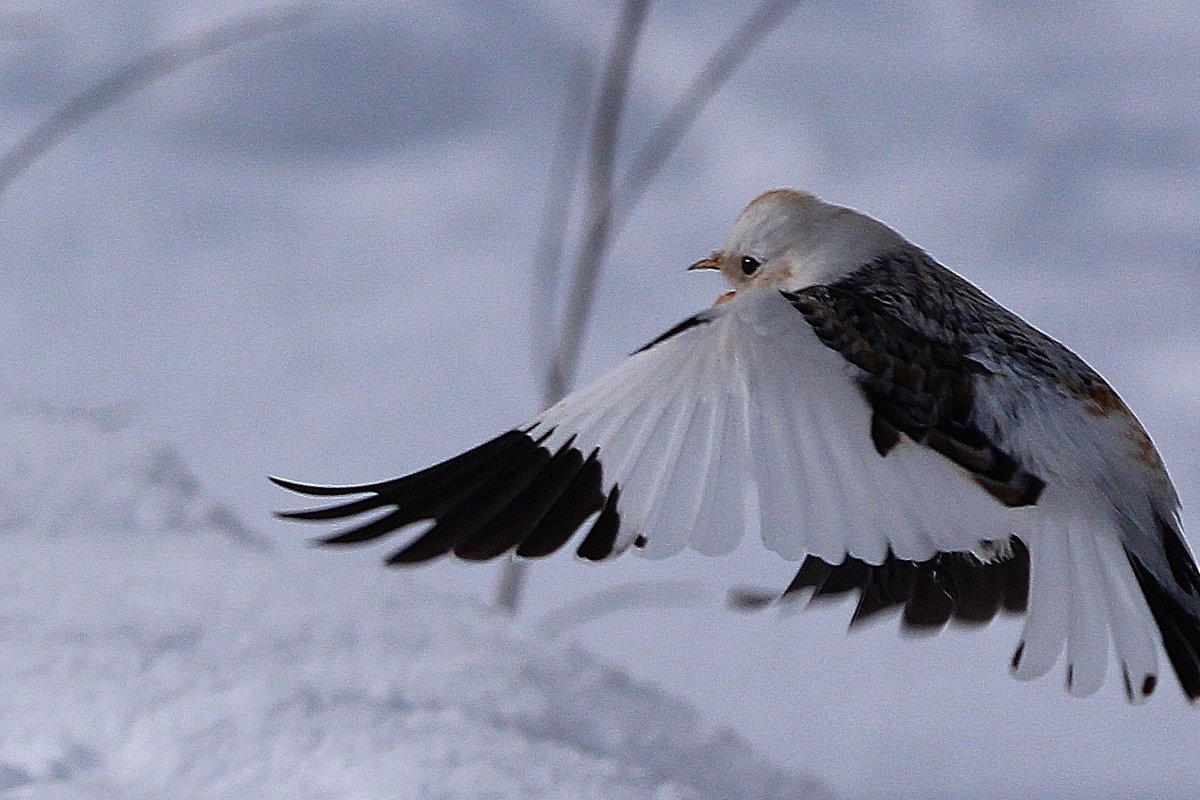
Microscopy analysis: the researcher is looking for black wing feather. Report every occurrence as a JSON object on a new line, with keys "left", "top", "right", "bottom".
{"left": 756, "top": 538, "right": 1030, "bottom": 633}
{"left": 453, "top": 436, "right": 588, "bottom": 561}
{"left": 386, "top": 428, "right": 558, "bottom": 563}
{"left": 274, "top": 427, "right": 619, "bottom": 565}
{"left": 516, "top": 450, "right": 606, "bottom": 558}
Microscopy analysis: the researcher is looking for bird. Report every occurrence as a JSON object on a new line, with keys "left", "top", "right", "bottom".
{"left": 272, "top": 188, "right": 1200, "bottom": 703}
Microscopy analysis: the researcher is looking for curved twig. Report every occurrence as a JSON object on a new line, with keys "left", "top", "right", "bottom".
{"left": 496, "top": 2, "right": 650, "bottom": 614}
{"left": 536, "top": 580, "right": 709, "bottom": 638}
{"left": 613, "top": 0, "right": 807, "bottom": 230}
{"left": 545, "top": 0, "right": 806, "bottom": 395}
{"left": 544, "top": 0, "right": 652, "bottom": 404}
{"left": 0, "top": 4, "right": 316, "bottom": 200}
{"left": 528, "top": 52, "right": 594, "bottom": 393}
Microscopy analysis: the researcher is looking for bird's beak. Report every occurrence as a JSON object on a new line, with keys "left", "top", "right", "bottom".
{"left": 688, "top": 253, "right": 721, "bottom": 272}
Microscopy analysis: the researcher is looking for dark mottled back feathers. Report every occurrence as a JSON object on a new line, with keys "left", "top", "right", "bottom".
{"left": 782, "top": 259, "right": 1045, "bottom": 507}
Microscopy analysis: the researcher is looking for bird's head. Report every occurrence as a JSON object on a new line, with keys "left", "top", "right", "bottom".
{"left": 690, "top": 188, "right": 908, "bottom": 292}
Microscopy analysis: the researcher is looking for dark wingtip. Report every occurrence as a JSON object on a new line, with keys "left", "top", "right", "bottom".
{"left": 764, "top": 542, "right": 1029, "bottom": 645}
{"left": 269, "top": 475, "right": 373, "bottom": 497}
{"left": 847, "top": 586, "right": 895, "bottom": 629}
{"left": 385, "top": 543, "right": 435, "bottom": 566}
{"left": 575, "top": 484, "right": 621, "bottom": 561}
{"left": 268, "top": 474, "right": 317, "bottom": 492}
{"left": 277, "top": 509, "right": 333, "bottom": 521}
{"left": 273, "top": 428, "right": 621, "bottom": 566}
{"left": 1010, "top": 641, "right": 1025, "bottom": 672}
{"left": 277, "top": 495, "right": 389, "bottom": 522}
{"left": 1127, "top": 550, "right": 1200, "bottom": 702}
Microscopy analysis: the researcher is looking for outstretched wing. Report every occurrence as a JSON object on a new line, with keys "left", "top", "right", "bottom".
{"left": 273, "top": 289, "right": 1024, "bottom": 568}
{"left": 273, "top": 284, "right": 1199, "bottom": 703}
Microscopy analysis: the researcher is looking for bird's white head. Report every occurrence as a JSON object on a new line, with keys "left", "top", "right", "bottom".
{"left": 690, "top": 189, "right": 910, "bottom": 292}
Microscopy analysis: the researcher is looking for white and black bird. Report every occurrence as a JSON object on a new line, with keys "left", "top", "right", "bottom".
{"left": 273, "top": 189, "right": 1200, "bottom": 703}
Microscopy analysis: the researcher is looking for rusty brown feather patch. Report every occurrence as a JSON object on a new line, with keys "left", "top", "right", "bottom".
{"left": 1063, "top": 373, "right": 1166, "bottom": 469}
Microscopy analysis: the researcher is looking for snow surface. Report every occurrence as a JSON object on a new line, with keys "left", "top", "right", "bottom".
{"left": 0, "top": 406, "right": 829, "bottom": 800}
{"left": 0, "top": 403, "right": 262, "bottom": 549}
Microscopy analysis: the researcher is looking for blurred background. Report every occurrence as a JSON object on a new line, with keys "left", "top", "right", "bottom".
{"left": 2, "top": 1, "right": 1198, "bottom": 798}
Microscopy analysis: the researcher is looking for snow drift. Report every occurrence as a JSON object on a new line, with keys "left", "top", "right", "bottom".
{"left": 0, "top": 406, "right": 829, "bottom": 800}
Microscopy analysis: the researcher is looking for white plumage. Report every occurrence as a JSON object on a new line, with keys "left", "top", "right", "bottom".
{"left": 273, "top": 189, "right": 1200, "bottom": 703}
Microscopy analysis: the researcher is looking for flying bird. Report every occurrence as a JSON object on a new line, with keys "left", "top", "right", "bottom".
{"left": 273, "top": 189, "right": 1200, "bottom": 703}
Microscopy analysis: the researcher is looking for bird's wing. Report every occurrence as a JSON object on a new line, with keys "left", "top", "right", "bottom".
{"left": 272, "top": 285, "right": 1200, "bottom": 702}
{"left": 731, "top": 539, "right": 1030, "bottom": 631}
{"left": 272, "top": 288, "right": 1024, "bottom": 567}
{"left": 785, "top": 276, "right": 1200, "bottom": 703}
{"left": 783, "top": 283, "right": 1045, "bottom": 507}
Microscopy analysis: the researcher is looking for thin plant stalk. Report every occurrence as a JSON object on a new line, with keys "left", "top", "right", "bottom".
{"left": 495, "top": 0, "right": 651, "bottom": 613}
{"left": 498, "top": 0, "right": 807, "bottom": 614}
{"left": 0, "top": 4, "right": 314, "bottom": 199}
{"left": 527, "top": 53, "right": 594, "bottom": 392}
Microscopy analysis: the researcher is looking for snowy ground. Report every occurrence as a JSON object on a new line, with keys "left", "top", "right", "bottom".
{"left": 3, "top": 2, "right": 1200, "bottom": 798}
{"left": 0, "top": 407, "right": 829, "bottom": 800}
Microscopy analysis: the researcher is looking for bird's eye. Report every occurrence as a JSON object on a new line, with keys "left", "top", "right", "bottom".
{"left": 740, "top": 256, "right": 761, "bottom": 276}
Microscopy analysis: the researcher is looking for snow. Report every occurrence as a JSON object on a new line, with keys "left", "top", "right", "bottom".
{"left": 0, "top": 406, "right": 829, "bottom": 800}
{"left": 0, "top": 404, "right": 262, "bottom": 549}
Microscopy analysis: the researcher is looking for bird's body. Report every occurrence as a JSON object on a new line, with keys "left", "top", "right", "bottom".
{"left": 274, "top": 189, "right": 1200, "bottom": 702}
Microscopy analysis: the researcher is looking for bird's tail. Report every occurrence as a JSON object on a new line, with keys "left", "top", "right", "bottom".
{"left": 1125, "top": 513, "right": 1200, "bottom": 701}
{"left": 1013, "top": 511, "right": 1200, "bottom": 703}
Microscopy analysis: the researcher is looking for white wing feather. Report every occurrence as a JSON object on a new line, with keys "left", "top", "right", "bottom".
{"left": 531, "top": 289, "right": 1178, "bottom": 700}
{"left": 536, "top": 290, "right": 1024, "bottom": 564}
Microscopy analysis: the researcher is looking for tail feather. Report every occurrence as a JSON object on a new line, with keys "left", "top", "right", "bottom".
{"left": 1127, "top": 551, "right": 1200, "bottom": 701}
{"left": 1016, "top": 518, "right": 1170, "bottom": 702}
{"left": 1093, "top": 534, "right": 1159, "bottom": 704}
{"left": 1011, "top": 523, "right": 1068, "bottom": 682}
{"left": 1064, "top": 521, "right": 1109, "bottom": 697}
